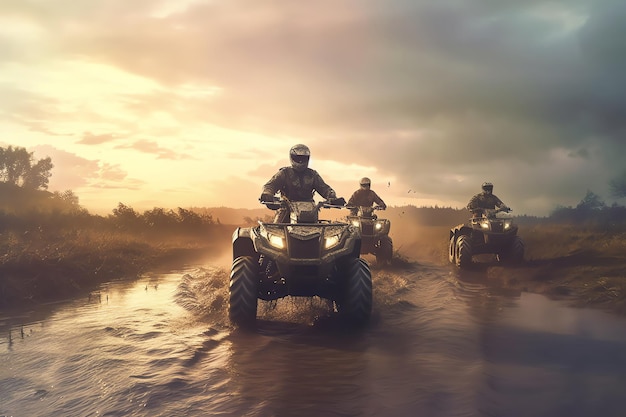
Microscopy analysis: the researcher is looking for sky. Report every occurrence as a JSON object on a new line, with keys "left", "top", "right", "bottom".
{"left": 1, "top": 0, "right": 625, "bottom": 216}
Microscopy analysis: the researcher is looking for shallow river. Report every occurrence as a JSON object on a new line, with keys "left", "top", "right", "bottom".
{"left": 2, "top": 258, "right": 626, "bottom": 417}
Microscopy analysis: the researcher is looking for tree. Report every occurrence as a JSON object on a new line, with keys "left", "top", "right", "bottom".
{"left": 24, "top": 156, "right": 53, "bottom": 190}
{"left": 142, "top": 207, "right": 179, "bottom": 230}
{"left": 0, "top": 145, "right": 54, "bottom": 190}
{"left": 52, "top": 189, "right": 86, "bottom": 214}
{"left": 111, "top": 202, "right": 139, "bottom": 231}
{"left": 609, "top": 171, "right": 626, "bottom": 199}
{"left": 576, "top": 190, "right": 606, "bottom": 211}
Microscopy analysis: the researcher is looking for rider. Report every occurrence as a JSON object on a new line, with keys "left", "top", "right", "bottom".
{"left": 467, "top": 182, "right": 509, "bottom": 217}
{"left": 260, "top": 144, "right": 341, "bottom": 222}
{"left": 347, "top": 177, "right": 387, "bottom": 216}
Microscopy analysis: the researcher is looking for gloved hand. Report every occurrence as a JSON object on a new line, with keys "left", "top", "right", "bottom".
{"left": 329, "top": 197, "right": 346, "bottom": 206}
{"left": 260, "top": 193, "right": 274, "bottom": 203}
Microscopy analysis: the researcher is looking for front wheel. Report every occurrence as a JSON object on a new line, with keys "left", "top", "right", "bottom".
{"left": 229, "top": 256, "right": 259, "bottom": 327}
{"left": 338, "top": 258, "right": 372, "bottom": 324}
{"left": 376, "top": 236, "right": 393, "bottom": 265}
{"left": 455, "top": 235, "right": 473, "bottom": 268}
{"left": 504, "top": 236, "right": 525, "bottom": 264}
{"left": 448, "top": 235, "right": 456, "bottom": 264}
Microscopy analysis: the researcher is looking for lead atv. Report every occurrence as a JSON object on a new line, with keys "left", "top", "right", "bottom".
{"left": 346, "top": 206, "right": 393, "bottom": 265}
{"left": 449, "top": 207, "right": 524, "bottom": 269}
{"left": 229, "top": 197, "right": 372, "bottom": 327}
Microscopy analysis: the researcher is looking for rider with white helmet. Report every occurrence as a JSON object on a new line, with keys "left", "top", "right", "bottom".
{"left": 347, "top": 177, "right": 387, "bottom": 215}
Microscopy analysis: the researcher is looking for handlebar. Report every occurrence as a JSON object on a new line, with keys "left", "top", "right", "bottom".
{"left": 260, "top": 197, "right": 347, "bottom": 210}
{"left": 470, "top": 206, "right": 511, "bottom": 213}
{"left": 470, "top": 206, "right": 512, "bottom": 219}
{"left": 345, "top": 205, "right": 385, "bottom": 211}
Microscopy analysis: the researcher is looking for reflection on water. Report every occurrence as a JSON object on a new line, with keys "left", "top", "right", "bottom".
{"left": 1, "top": 263, "right": 626, "bottom": 417}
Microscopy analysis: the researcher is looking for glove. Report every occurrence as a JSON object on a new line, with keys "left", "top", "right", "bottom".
{"left": 260, "top": 193, "right": 274, "bottom": 203}
{"left": 329, "top": 197, "right": 346, "bottom": 206}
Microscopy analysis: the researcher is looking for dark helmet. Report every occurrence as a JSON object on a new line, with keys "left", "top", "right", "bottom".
{"left": 482, "top": 182, "right": 494, "bottom": 192}
{"left": 359, "top": 177, "right": 371, "bottom": 187}
{"left": 289, "top": 144, "right": 310, "bottom": 172}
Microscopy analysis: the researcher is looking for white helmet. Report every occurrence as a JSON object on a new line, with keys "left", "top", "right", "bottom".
{"left": 359, "top": 177, "right": 371, "bottom": 187}
{"left": 289, "top": 144, "right": 310, "bottom": 172}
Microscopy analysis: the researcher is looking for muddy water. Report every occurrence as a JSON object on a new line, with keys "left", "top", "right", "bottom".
{"left": 2, "top": 260, "right": 626, "bottom": 417}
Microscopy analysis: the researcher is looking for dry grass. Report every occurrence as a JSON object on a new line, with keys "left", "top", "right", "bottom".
{"left": 0, "top": 226, "right": 234, "bottom": 309}
{"left": 2, "top": 217, "right": 626, "bottom": 315}
{"left": 519, "top": 224, "right": 626, "bottom": 260}
{"left": 387, "top": 222, "right": 626, "bottom": 315}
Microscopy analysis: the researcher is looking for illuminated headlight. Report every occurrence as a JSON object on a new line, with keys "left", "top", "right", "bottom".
{"left": 268, "top": 234, "right": 285, "bottom": 249}
{"left": 352, "top": 220, "right": 361, "bottom": 228}
{"left": 261, "top": 228, "right": 285, "bottom": 249}
{"left": 324, "top": 234, "right": 341, "bottom": 249}
{"left": 375, "top": 222, "right": 383, "bottom": 230}
{"left": 504, "top": 220, "right": 512, "bottom": 230}
{"left": 480, "top": 220, "right": 490, "bottom": 229}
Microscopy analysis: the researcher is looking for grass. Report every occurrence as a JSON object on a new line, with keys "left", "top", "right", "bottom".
{"left": 387, "top": 222, "right": 626, "bottom": 315}
{"left": 0, "top": 225, "right": 233, "bottom": 309}
{"left": 474, "top": 224, "right": 626, "bottom": 314}
{"left": 2, "top": 215, "right": 626, "bottom": 316}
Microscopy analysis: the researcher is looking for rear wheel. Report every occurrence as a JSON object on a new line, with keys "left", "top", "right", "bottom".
{"left": 338, "top": 257, "right": 372, "bottom": 324}
{"left": 376, "top": 236, "right": 393, "bottom": 265}
{"left": 455, "top": 235, "right": 473, "bottom": 268}
{"left": 229, "top": 256, "right": 259, "bottom": 327}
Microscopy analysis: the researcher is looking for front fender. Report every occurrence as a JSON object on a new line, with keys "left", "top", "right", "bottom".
{"left": 232, "top": 227, "right": 257, "bottom": 260}
{"left": 450, "top": 223, "right": 470, "bottom": 240}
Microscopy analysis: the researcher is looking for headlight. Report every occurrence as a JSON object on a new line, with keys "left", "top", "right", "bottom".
{"left": 268, "top": 234, "right": 285, "bottom": 249}
{"left": 480, "top": 220, "right": 490, "bottom": 229}
{"left": 375, "top": 222, "right": 383, "bottom": 230}
{"left": 261, "top": 227, "right": 285, "bottom": 249}
{"left": 504, "top": 220, "right": 512, "bottom": 230}
{"left": 324, "top": 234, "right": 341, "bottom": 249}
{"left": 351, "top": 220, "right": 361, "bottom": 228}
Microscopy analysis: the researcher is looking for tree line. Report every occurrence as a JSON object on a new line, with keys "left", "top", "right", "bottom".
{"left": 1, "top": 144, "right": 625, "bottom": 230}
{"left": 548, "top": 190, "right": 626, "bottom": 228}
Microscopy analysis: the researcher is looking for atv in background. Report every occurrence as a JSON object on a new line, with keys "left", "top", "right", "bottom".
{"left": 449, "top": 207, "right": 524, "bottom": 269}
{"left": 229, "top": 197, "right": 372, "bottom": 327}
{"left": 346, "top": 206, "right": 393, "bottom": 265}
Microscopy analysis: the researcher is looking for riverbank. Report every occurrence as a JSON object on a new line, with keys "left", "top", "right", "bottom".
{"left": 399, "top": 224, "right": 626, "bottom": 316}
{"left": 489, "top": 225, "right": 626, "bottom": 315}
{"left": 0, "top": 225, "right": 235, "bottom": 310}
{"left": 2, "top": 222, "right": 625, "bottom": 316}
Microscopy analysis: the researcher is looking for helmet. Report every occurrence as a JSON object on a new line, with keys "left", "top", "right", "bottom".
{"left": 359, "top": 177, "right": 371, "bottom": 187}
{"left": 289, "top": 144, "right": 310, "bottom": 172}
{"left": 481, "top": 182, "right": 494, "bottom": 192}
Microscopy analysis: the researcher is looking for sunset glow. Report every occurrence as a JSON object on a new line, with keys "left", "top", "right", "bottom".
{"left": 2, "top": 1, "right": 625, "bottom": 216}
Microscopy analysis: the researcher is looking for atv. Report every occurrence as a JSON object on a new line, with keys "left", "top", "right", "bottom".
{"left": 229, "top": 197, "right": 372, "bottom": 327}
{"left": 346, "top": 206, "right": 393, "bottom": 265}
{"left": 449, "top": 207, "right": 524, "bottom": 269}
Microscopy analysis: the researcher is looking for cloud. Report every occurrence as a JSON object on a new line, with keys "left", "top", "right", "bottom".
{"left": 28, "top": 144, "right": 147, "bottom": 193}
{"left": 29, "top": 145, "right": 101, "bottom": 189}
{"left": 3, "top": 0, "right": 626, "bottom": 215}
{"left": 114, "top": 139, "right": 196, "bottom": 160}
{"left": 79, "top": 131, "right": 120, "bottom": 145}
